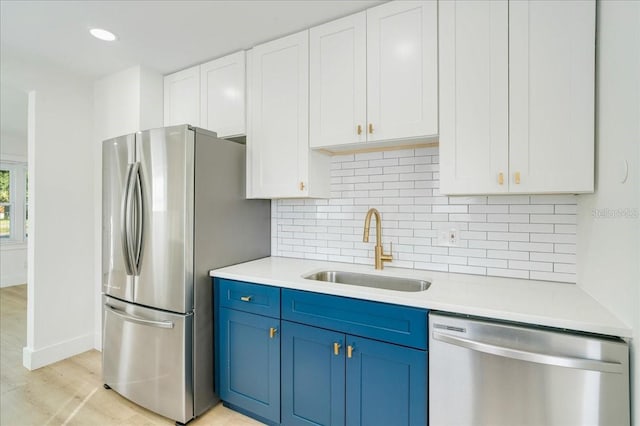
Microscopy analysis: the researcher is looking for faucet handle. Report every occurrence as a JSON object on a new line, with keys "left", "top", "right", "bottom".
{"left": 388, "top": 241, "right": 393, "bottom": 256}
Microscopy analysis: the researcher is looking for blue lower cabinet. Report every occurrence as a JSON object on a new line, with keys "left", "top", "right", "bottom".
{"left": 219, "top": 307, "right": 280, "bottom": 424}
{"left": 345, "top": 336, "right": 427, "bottom": 426}
{"left": 282, "top": 322, "right": 427, "bottom": 426}
{"left": 282, "top": 321, "right": 346, "bottom": 426}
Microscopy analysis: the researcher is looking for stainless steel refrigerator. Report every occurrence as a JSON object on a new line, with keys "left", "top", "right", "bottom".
{"left": 101, "top": 125, "right": 270, "bottom": 424}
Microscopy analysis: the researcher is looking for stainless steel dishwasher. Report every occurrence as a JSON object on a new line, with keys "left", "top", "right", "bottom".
{"left": 429, "top": 312, "right": 629, "bottom": 426}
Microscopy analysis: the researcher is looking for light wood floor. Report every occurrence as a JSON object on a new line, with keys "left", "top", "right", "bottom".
{"left": 0, "top": 285, "right": 263, "bottom": 426}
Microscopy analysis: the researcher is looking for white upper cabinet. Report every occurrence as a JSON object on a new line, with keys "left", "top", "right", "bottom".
{"left": 310, "top": 12, "right": 367, "bottom": 148}
{"left": 200, "top": 51, "right": 246, "bottom": 138}
{"left": 439, "top": 0, "right": 595, "bottom": 195}
{"left": 249, "top": 30, "right": 330, "bottom": 198}
{"left": 439, "top": 1, "right": 509, "bottom": 194}
{"left": 508, "top": 1, "right": 595, "bottom": 193}
{"left": 366, "top": 0, "right": 438, "bottom": 143}
{"left": 164, "top": 66, "right": 200, "bottom": 127}
{"left": 309, "top": 1, "right": 438, "bottom": 150}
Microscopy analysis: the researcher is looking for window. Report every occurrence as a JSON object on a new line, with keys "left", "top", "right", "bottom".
{"left": 0, "top": 161, "right": 27, "bottom": 243}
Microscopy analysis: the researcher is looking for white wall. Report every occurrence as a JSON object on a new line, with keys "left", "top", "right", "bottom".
{"left": 93, "top": 65, "right": 163, "bottom": 349}
{"left": 2, "top": 51, "right": 96, "bottom": 370}
{"left": 577, "top": 1, "right": 640, "bottom": 423}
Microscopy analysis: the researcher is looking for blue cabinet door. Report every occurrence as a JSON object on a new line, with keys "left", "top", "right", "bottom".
{"left": 219, "top": 307, "right": 280, "bottom": 423}
{"left": 282, "top": 321, "right": 346, "bottom": 426}
{"left": 345, "top": 336, "right": 427, "bottom": 426}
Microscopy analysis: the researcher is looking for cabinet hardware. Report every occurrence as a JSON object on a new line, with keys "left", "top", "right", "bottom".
{"left": 240, "top": 296, "right": 252, "bottom": 302}
{"left": 333, "top": 342, "right": 341, "bottom": 355}
{"left": 515, "top": 172, "right": 521, "bottom": 184}
{"left": 498, "top": 172, "right": 504, "bottom": 185}
{"left": 299, "top": 181, "right": 305, "bottom": 191}
{"left": 368, "top": 123, "right": 374, "bottom": 134}
{"left": 347, "top": 345, "right": 354, "bottom": 358}
{"left": 269, "top": 327, "right": 278, "bottom": 339}
{"left": 357, "top": 124, "right": 362, "bottom": 135}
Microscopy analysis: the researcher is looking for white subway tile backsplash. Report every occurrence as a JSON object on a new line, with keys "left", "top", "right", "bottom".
{"left": 508, "top": 260, "right": 553, "bottom": 272}
{"left": 530, "top": 271, "right": 577, "bottom": 282}
{"left": 488, "top": 232, "right": 529, "bottom": 242}
{"left": 272, "top": 149, "right": 577, "bottom": 283}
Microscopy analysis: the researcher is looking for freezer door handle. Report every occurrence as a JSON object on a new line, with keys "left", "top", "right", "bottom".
{"left": 106, "top": 304, "right": 174, "bottom": 329}
{"left": 120, "top": 163, "right": 135, "bottom": 275}
{"left": 432, "top": 331, "right": 623, "bottom": 374}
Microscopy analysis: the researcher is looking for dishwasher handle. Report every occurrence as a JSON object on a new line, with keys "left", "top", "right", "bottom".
{"left": 432, "top": 331, "right": 623, "bottom": 374}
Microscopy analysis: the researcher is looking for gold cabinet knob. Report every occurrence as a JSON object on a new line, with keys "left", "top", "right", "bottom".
{"left": 299, "top": 181, "right": 305, "bottom": 191}
{"left": 269, "top": 327, "right": 278, "bottom": 339}
{"left": 498, "top": 172, "right": 504, "bottom": 185}
{"left": 357, "top": 124, "right": 362, "bottom": 135}
{"left": 368, "top": 123, "right": 374, "bottom": 134}
{"left": 514, "top": 172, "right": 521, "bottom": 184}
{"left": 333, "top": 342, "right": 341, "bottom": 355}
{"left": 347, "top": 344, "right": 354, "bottom": 359}
{"left": 240, "top": 296, "right": 252, "bottom": 302}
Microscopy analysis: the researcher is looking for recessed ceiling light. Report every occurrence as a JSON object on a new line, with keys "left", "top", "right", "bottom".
{"left": 90, "top": 28, "right": 117, "bottom": 42}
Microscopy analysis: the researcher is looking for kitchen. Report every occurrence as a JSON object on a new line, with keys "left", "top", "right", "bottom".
{"left": 0, "top": 0, "right": 638, "bottom": 425}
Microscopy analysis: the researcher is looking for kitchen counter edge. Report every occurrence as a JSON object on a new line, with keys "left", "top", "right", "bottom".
{"left": 209, "top": 257, "right": 632, "bottom": 338}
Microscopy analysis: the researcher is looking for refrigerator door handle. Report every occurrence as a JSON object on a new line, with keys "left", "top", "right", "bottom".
{"left": 125, "top": 162, "right": 139, "bottom": 276}
{"left": 432, "top": 331, "right": 623, "bottom": 374}
{"left": 120, "top": 163, "right": 134, "bottom": 276}
{"left": 106, "top": 304, "right": 175, "bottom": 329}
{"left": 132, "top": 162, "right": 144, "bottom": 274}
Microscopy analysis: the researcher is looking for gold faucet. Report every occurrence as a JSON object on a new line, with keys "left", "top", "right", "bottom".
{"left": 363, "top": 208, "right": 393, "bottom": 270}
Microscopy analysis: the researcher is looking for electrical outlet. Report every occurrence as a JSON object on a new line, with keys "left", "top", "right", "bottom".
{"left": 437, "top": 228, "right": 459, "bottom": 247}
{"left": 448, "top": 228, "right": 458, "bottom": 246}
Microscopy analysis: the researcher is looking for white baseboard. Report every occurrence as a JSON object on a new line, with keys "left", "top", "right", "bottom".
{"left": 23, "top": 332, "right": 95, "bottom": 370}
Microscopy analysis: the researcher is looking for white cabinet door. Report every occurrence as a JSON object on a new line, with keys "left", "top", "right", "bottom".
{"left": 250, "top": 30, "right": 329, "bottom": 198}
{"left": 309, "top": 12, "right": 367, "bottom": 148}
{"left": 509, "top": 0, "right": 595, "bottom": 193}
{"left": 200, "top": 51, "right": 246, "bottom": 138}
{"left": 439, "top": 0, "right": 509, "bottom": 194}
{"left": 366, "top": 1, "right": 438, "bottom": 143}
{"left": 164, "top": 66, "right": 200, "bottom": 127}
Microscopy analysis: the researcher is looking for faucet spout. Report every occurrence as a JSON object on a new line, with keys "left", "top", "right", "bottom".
{"left": 363, "top": 208, "right": 393, "bottom": 269}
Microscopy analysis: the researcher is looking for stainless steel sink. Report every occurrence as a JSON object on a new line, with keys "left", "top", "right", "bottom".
{"left": 303, "top": 270, "right": 431, "bottom": 292}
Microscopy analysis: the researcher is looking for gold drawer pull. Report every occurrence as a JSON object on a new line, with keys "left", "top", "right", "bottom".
{"left": 299, "top": 181, "right": 305, "bottom": 191}
{"left": 514, "top": 171, "right": 521, "bottom": 184}
{"left": 498, "top": 172, "right": 504, "bottom": 185}
{"left": 347, "top": 345, "right": 354, "bottom": 359}
{"left": 269, "top": 327, "right": 278, "bottom": 339}
{"left": 357, "top": 124, "right": 362, "bottom": 135}
{"left": 240, "top": 296, "right": 252, "bottom": 302}
{"left": 368, "top": 123, "right": 374, "bottom": 134}
{"left": 333, "top": 342, "right": 341, "bottom": 355}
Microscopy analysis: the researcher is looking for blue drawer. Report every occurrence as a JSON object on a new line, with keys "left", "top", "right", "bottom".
{"left": 217, "top": 279, "right": 280, "bottom": 318}
{"left": 282, "top": 289, "right": 427, "bottom": 350}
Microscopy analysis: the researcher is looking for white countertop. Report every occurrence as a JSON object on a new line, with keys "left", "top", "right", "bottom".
{"left": 210, "top": 256, "right": 632, "bottom": 338}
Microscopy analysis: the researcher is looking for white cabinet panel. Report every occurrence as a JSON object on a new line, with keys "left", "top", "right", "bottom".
{"left": 308, "top": 1, "right": 437, "bottom": 150}
{"left": 250, "top": 30, "right": 329, "bottom": 199}
{"left": 439, "top": 0, "right": 509, "bottom": 194}
{"left": 164, "top": 66, "right": 200, "bottom": 127}
{"left": 200, "top": 51, "right": 246, "bottom": 138}
{"left": 509, "top": 0, "right": 595, "bottom": 193}
{"left": 439, "top": 0, "right": 595, "bottom": 195}
{"left": 366, "top": 0, "right": 438, "bottom": 142}
{"left": 309, "top": 12, "right": 367, "bottom": 148}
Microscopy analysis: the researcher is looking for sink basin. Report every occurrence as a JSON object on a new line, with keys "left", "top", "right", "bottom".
{"left": 303, "top": 270, "right": 431, "bottom": 292}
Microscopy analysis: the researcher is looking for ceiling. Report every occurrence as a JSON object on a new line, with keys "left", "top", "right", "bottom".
{"left": 0, "top": 0, "right": 382, "bottom": 145}
{"left": 0, "top": 0, "right": 383, "bottom": 80}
